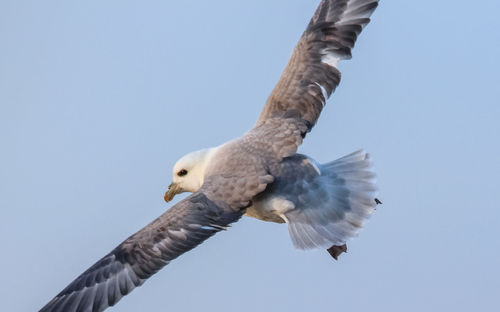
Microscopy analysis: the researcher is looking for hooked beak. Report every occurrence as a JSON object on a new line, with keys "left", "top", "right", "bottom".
{"left": 164, "top": 182, "right": 181, "bottom": 202}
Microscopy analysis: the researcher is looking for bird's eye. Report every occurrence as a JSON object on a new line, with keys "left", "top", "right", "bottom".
{"left": 177, "top": 169, "right": 188, "bottom": 177}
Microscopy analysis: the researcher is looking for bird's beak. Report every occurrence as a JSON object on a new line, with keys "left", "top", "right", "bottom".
{"left": 164, "top": 182, "right": 181, "bottom": 203}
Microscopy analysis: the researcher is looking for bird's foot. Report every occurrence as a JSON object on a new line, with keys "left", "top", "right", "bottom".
{"left": 327, "top": 243, "right": 347, "bottom": 260}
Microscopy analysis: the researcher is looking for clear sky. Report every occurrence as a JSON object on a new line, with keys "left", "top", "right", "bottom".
{"left": 1, "top": 1, "right": 499, "bottom": 311}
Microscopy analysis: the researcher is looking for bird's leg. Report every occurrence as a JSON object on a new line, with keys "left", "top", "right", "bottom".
{"left": 327, "top": 244, "right": 347, "bottom": 260}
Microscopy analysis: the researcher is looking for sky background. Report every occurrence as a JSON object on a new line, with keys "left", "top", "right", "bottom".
{"left": 1, "top": 0, "right": 499, "bottom": 311}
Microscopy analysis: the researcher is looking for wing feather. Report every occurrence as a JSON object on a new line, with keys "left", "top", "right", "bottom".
{"left": 256, "top": 0, "right": 379, "bottom": 129}
{"left": 40, "top": 192, "right": 243, "bottom": 312}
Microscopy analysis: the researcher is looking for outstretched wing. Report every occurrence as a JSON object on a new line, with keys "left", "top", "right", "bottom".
{"left": 256, "top": 0, "right": 379, "bottom": 129}
{"left": 40, "top": 192, "right": 243, "bottom": 312}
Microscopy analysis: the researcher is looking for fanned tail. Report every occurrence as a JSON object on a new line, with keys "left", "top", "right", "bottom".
{"left": 285, "top": 150, "right": 379, "bottom": 254}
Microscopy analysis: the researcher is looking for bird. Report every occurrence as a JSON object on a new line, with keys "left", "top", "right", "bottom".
{"left": 40, "top": 1, "right": 380, "bottom": 311}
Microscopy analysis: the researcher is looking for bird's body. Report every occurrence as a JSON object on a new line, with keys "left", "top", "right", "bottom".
{"left": 40, "top": 1, "right": 381, "bottom": 311}
{"left": 175, "top": 142, "right": 377, "bottom": 249}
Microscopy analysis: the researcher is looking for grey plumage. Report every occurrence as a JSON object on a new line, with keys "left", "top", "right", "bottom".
{"left": 248, "top": 150, "right": 377, "bottom": 250}
{"left": 40, "top": 1, "right": 380, "bottom": 311}
{"left": 258, "top": 0, "right": 378, "bottom": 130}
{"left": 41, "top": 193, "right": 243, "bottom": 312}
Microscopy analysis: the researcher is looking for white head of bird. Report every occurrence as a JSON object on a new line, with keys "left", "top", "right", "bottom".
{"left": 164, "top": 148, "right": 216, "bottom": 202}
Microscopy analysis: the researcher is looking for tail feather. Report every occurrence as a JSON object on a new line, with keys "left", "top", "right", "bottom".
{"left": 285, "top": 149, "right": 378, "bottom": 250}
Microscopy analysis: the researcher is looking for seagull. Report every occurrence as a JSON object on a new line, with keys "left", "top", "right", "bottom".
{"left": 40, "top": 1, "right": 380, "bottom": 311}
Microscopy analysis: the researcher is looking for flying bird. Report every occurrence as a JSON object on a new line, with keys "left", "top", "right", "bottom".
{"left": 40, "top": 1, "right": 380, "bottom": 311}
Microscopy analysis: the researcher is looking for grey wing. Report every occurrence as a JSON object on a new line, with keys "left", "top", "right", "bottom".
{"left": 40, "top": 192, "right": 243, "bottom": 312}
{"left": 264, "top": 151, "right": 378, "bottom": 249}
{"left": 256, "top": 0, "right": 379, "bottom": 129}
{"left": 208, "top": 1, "right": 379, "bottom": 190}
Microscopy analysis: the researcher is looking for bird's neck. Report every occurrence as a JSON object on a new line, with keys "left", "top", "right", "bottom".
{"left": 196, "top": 147, "right": 218, "bottom": 186}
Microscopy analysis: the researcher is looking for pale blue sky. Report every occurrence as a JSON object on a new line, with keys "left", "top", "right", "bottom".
{"left": 1, "top": 1, "right": 499, "bottom": 311}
